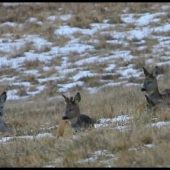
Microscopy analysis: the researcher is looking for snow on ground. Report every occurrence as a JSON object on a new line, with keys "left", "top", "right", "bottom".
{"left": 1, "top": 11, "right": 170, "bottom": 100}
{"left": 1, "top": 4, "right": 170, "bottom": 167}
{"left": 0, "top": 132, "right": 53, "bottom": 143}
{"left": 0, "top": 6, "right": 169, "bottom": 120}
{"left": 76, "top": 149, "right": 117, "bottom": 164}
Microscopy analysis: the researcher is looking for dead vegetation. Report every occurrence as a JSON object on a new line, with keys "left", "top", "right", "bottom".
{"left": 1, "top": 86, "right": 170, "bottom": 167}
{"left": 1, "top": 2, "right": 170, "bottom": 167}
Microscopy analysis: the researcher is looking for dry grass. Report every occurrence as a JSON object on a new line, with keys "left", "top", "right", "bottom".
{"left": 1, "top": 2, "right": 170, "bottom": 167}
{"left": 45, "top": 81, "right": 58, "bottom": 97}
{"left": 7, "top": 43, "right": 31, "bottom": 58}
{"left": 15, "top": 86, "right": 28, "bottom": 97}
{"left": 47, "top": 56, "right": 62, "bottom": 67}
{"left": 126, "top": 3, "right": 156, "bottom": 13}
{"left": 0, "top": 65, "right": 19, "bottom": 77}
{"left": 79, "top": 76, "right": 103, "bottom": 88}
{"left": 1, "top": 85, "right": 170, "bottom": 167}
{"left": 18, "top": 74, "right": 39, "bottom": 85}
{"left": 22, "top": 58, "right": 44, "bottom": 70}
{"left": 67, "top": 51, "right": 82, "bottom": 63}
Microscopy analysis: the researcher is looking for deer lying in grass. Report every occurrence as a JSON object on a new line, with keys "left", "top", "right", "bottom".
{"left": 141, "top": 66, "right": 170, "bottom": 105}
{"left": 0, "top": 91, "right": 8, "bottom": 133}
{"left": 144, "top": 94, "right": 170, "bottom": 113}
{"left": 57, "top": 92, "right": 95, "bottom": 137}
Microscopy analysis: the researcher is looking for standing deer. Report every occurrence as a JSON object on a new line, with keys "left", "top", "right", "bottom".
{"left": 0, "top": 91, "right": 8, "bottom": 132}
{"left": 141, "top": 66, "right": 170, "bottom": 105}
{"left": 61, "top": 92, "right": 95, "bottom": 132}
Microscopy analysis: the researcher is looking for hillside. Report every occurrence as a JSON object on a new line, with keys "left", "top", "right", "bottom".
{"left": 1, "top": 3, "right": 170, "bottom": 167}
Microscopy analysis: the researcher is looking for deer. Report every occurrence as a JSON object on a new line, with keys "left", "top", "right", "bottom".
{"left": 57, "top": 92, "right": 95, "bottom": 137}
{"left": 144, "top": 94, "right": 170, "bottom": 113}
{"left": 141, "top": 66, "right": 170, "bottom": 105}
{"left": 0, "top": 91, "right": 8, "bottom": 133}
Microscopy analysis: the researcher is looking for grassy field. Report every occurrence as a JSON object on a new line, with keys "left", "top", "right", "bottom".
{"left": 1, "top": 3, "right": 170, "bottom": 167}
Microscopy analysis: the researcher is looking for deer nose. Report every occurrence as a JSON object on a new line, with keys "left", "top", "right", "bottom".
{"left": 62, "top": 116, "right": 69, "bottom": 120}
{"left": 141, "top": 88, "right": 146, "bottom": 91}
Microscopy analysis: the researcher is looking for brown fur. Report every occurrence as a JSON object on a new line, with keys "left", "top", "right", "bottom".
{"left": 57, "top": 119, "right": 71, "bottom": 138}
{"left": 61, "top": 92, "right": 95, "bottom": 132}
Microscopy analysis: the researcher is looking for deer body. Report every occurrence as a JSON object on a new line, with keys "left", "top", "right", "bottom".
{"left": 0, "top": 119, "right": 8, "bottom": 132}
{"left": 0, "top": 91, "right": 8, "bottom": 132}
{"left": 71, "top": 114, "right": 95, "bottom": 132}
{"left": 144, "top": 94, "right": 170, "bottom": 113}
{"left": 62, "top": 92, "right": 95, "bottom": 132}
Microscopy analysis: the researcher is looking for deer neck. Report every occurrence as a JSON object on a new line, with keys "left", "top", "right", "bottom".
{"left": 149, "top": 87, "right": 162, "bottom": 101}
{"left": 70, "top": 112, "right": 81, "bottom": 124}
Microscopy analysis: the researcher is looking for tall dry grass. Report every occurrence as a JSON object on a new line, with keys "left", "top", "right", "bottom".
{"left": 1, "top": 2, "right": 170, "bottom": 167}
{"left": 1, "top": 85, "right": 168, "bottom": 167}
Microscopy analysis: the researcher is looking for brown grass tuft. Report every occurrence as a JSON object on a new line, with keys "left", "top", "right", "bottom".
{"left": 56, "top": 120, "right": 72, "bottom": 138}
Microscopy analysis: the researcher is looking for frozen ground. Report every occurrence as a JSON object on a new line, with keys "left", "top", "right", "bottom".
{"left": 1, "top": 5, "right": 170, "bottom": 100}
{"left": 1, "top": 3, "right": 170, "bottom": 167}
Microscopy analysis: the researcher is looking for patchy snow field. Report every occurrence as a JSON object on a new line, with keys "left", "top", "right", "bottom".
{"left": 1, "top": 3, "right": 170, "bottom": 167}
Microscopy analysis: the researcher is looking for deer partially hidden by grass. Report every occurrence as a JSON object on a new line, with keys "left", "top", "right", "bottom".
{"left": 144, "top": 94, "right": 170, "bottom": 117}
{"left": 141, "top": 66, "right": 170, "bottom": 109}
{"left": 57, "top": 92, "right": 95, "bottom": 137}
{"left": 0, "top": 91, "right": 8, "bottom": 133}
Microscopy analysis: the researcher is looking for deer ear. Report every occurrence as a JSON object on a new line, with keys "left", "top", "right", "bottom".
{"left": 143, "top": 67, "right": 150, "bottom": 77}
{"left": 74, "top": 92, "right": 81, "bottom": 104}
{"left": 62, "top": 93, "right": 69, "bottom": 103}
{"left": 0, "top": 91, "right": 7, "bottom": 103}
{"left": 145, "top": 95, "right": 155, "bottom": 106}
{"left": 152, "top": 66, "right": 160, "bottom": 77}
